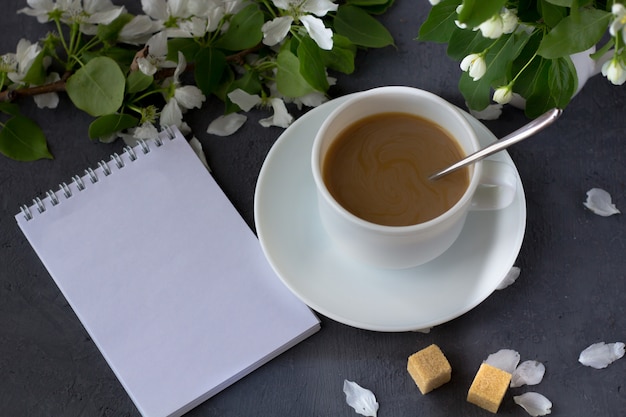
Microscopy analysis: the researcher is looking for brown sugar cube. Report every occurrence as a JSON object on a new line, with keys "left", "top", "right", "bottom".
{"left": 467, "top": 363, "right": 512, "bottom": 413}
{"left": 407, "top": 344, "right": 452, "bottom": 394}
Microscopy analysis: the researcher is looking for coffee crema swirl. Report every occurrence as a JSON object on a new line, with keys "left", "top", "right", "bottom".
{"left": 323, "top": 112, "right": 469, "bottom": 227}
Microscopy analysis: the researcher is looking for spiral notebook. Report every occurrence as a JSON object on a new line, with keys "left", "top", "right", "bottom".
{"left": 15, "top": 127, "right": 320, "bottom": 417}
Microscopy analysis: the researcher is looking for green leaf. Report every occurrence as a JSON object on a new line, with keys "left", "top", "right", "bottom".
{"left": 320, "top": 34, "right": 356, "bottom": 74}
{"left": 21, "top": 50, "right": 47, "bottom": 85}
{"left": 194, "top": 47, "right": 227, "bottom": 95}
{"left": 66, "top": 56, "right": 126, "bottom": 116}
{"left": 459, "top": 34, "right": 518, "bottom": 110}
{"left": 88, "top": 114, "right": 139, "bottom": 140}
{"left": 523, "top": 63, "right": 557, "bottom": 118}
{"left": 333, "top": 5, "right": 394, "bottom": 48}
{"left": 0, "top": 102, "right": 22, "bottom": 116}
{"left": 346, "top": 0, "right": 389, "bottom": 6}
{"left": 97, "top": 13, "right": 134, "bottom": 44}
{"left": 126, "top": 70, "right": 153, "bottom": 94}
{"left": 91, "top": 47, "right": 137, "bottom": 73}
{"left": 418, "top": 0, "right": 462, "bottom": 43}
{"left": 0, "top": 116, "right": 52, "bottom": 161}
{"left": 347, "top": 0, "right": 395, "bottom": 14}
{"left": 297, "top": 36, "right": 329, "bottom": 93}
{"left": 548, "top": 56, "right": 577, "bottom": 108}
{"left": 446, "top": 27, "right": 493, "bottom": 60}
{"left": 457, "top": 0, "right": 506, "bottom": 28}
{"left": 166, "top": 38, "right": 201, "bottom": 62}
{"left": 544, "top": 0, "right": 573, "bottom": 6}
{"left": 213, "top": 4, "right": 264, "bottom": 51}
{"left": 276, "top": 50, "right": 315, "bottom": 98}
{"left": 537, "top": 8, "right": 612, "bottom": 58}
{"left": 538, "top": 0, "right": 568, "bottom": 27}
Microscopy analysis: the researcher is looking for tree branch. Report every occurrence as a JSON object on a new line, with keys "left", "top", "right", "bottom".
{"left": 0, "top": 44, "right": 264, "bottom": 103}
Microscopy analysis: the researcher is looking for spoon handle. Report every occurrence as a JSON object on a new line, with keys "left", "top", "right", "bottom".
{"left": 429, "top": 108, "right": 563, "bottom": 181}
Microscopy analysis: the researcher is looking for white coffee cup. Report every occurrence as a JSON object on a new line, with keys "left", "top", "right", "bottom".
{"left": 311, "top": 86, "right": 517, "bottom": 269}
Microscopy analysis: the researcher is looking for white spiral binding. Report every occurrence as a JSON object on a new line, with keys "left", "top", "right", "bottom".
{"left": 19, "top": 128, "right": 176, "bottom": 221}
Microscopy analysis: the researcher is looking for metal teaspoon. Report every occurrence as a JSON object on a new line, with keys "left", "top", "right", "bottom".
{"left": 429, "top": 108, "right": 563, "bottom": 181}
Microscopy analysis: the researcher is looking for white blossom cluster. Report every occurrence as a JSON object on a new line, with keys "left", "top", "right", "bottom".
{"left": 436, "top": 1, "right": 626, "bottom": 109}
{"left": 8, "top": 0, "right": 339, "bottom": 144}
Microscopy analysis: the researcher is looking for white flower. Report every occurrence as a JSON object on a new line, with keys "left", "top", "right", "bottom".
{"left": 119, "top": 122, "right": 160, "bottom": 147}
{"left": 262, "top": 16, "right": 294, "bottom": 46}
{"left": 460, "top": 53, "right": 486, "bottom": 81}
{"left": 20, "top": 0, "right": 125, "bottom": 33}
{"left": 601, "top": 57, "right": 626, "bottom": 85}
{"left": 118, "top": 15, "right": 162, "bottom": 44}
{"left": 478, "top": 14, "right": 505, "bottom": 38}
{"left": 262, "top": 0, "right": 337, "bottom": 50}
{"left": 493, "top": 84, "right": 513, "bottom": 104}
{"left": 454, "top": 4, "right": 467, "bottom": 29}
{"left": 227, "top": 88, "right": 294, "bottom": 129}
{"left": 160, "top": 51, "right": 206, "bottom": 129}
{"left": 5, "top": 39, "right": 42, "bottom": 84}
{"left": 136, "top": 31, "right": 174, "bottom": 76}
{"left": 428, "top": 0, "right": 440, "bottom": 4}
{"left": 477, "top": 8, "right": 518, "bottom": 39}
{"left": 609, "top": 3, "right": 626, "bottom": 38}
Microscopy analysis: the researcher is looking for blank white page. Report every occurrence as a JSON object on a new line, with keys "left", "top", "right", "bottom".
{"left": 15, "top": 128, "right": 320, "bottom": 417}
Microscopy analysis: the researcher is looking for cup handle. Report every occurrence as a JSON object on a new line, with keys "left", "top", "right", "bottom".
{"left": 470, "top": 160, "right": 517, "bottom": 211}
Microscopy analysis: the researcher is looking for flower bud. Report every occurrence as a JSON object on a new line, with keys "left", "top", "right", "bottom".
{"left": 601, "top": 58, "right": 626, "bottom": 85}
{"left": 493, "top": 85, "right": 513, "bottom": 104}
{"left": 460, "top": 53, "right": 487, "bottom": 81}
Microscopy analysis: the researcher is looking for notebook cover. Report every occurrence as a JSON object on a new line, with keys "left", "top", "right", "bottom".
{"left": 15, "top": 128, "right": 320, "bottom": 417}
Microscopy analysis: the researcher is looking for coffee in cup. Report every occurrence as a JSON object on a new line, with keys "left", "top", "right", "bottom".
{"left": 311, "top": 86, "right": 517, "bottom": 269}
{"left": 322, "top": 111, "right": 470, "bottom": 227}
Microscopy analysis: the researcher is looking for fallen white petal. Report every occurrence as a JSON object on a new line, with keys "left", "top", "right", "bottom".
{"left": 583, "top": 188, "right": 620, "bottom": 216}
{"left": 413, "top": 327, "right": 431, "bottom": 334}
{"left": 228, "top": 88, "right": 262, "bottom": 112}
{"left": 496, "top": 266, "right": 520, "bottom": 290}
{"left": 468, "top": 103, "right": 502, "bottom": 120}
{"left": 578, "top": 342, "right": 625, "bottom": 369}
{"left": 514, "top": 392, "right": 552, "bottom": 416}
{"left": 343, "top": 380, "right": 379, "bottom": 417}
{"left": 207, "top": 113, "right": 247, "bottom": 136}
{"left": 511, "top": 360, "right": 545, "bottom": 387}
{"left": 189, "top": 137, "right": 210, "bottom": 171}
{"left": 485, "top": 349, "right": 520, "bottom": 374}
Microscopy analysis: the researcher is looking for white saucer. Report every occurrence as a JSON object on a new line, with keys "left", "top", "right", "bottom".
{"left": 254, "top": 94, "right": 526, "bottom": 332}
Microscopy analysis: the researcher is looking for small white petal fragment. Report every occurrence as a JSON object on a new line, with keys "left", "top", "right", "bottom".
{"left": 514, "top": 392, "right": 552, "bottom": 416}
{"left": 485, "top": 349, "right": 520, "bottom": 374}
{"left": 578, "top": 342, "right": 625, "bottom": 369}
{"left": 207, "top": 113, "right": 247, "bottom": 136}
{"left": 413, "top": 327, "right": 432, "bottom": 334}
{"left": 496, "top": 266, "right": 520, "bottom": 290}
{"left": 511, "top": 360, "right": 545, "bottom": 387}
{"left": 468, "top": 103, "right": 502, "bottom": 120}
{"left": 343, "top": 380, "right": 379, "bottom": 417}
{"left": 583, "top": 188, "right": 620, "bottom": 216}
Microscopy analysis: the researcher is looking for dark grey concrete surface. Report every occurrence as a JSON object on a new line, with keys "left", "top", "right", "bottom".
{"left": 1, "top": 1, "right": 624, "bottom": 416}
